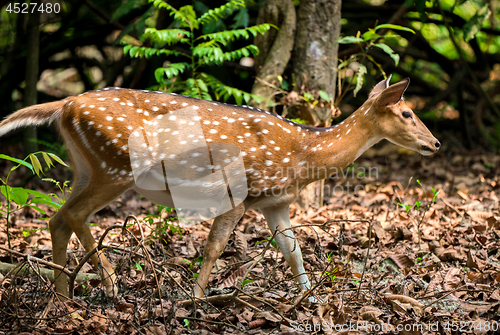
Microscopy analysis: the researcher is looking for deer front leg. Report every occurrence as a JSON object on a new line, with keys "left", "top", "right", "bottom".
{"left": 194, "top": 202, "right": 245, "bottom": 298}
{"left": 261, "top": 205, "right": 312, "bottom": 291}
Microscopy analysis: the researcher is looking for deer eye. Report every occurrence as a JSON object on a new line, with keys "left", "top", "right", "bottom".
{"left": 402, "top": 111, "right": 412, "bottom": 118}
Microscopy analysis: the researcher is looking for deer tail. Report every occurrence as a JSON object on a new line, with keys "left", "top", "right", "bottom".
{"left": 0, "top": 100, "right": 68, "bottom": 137}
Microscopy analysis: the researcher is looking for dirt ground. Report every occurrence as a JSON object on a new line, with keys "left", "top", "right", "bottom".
{"left": 0, "top": 141, "right": 499, "bottom": 334}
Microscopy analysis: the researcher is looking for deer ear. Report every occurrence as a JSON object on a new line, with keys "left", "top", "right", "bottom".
{"left": 369, "top": 74, "right": 392, "bottom": 98}
{"left": 375, "top": 78, "right": 410, "bottom": 107}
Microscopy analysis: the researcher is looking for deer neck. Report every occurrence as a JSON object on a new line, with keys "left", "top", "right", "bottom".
{"left": 298, "top": 103, "right": 382, "bottom": 184}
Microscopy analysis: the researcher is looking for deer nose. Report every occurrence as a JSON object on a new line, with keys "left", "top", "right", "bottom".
{"left": 435, "top": 141, "right": 441, "bottom": 150}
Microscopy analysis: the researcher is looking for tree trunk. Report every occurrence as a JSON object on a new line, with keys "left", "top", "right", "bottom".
{"left": 251, "top": 0, "right": 296, "bottom": 110}
{"left": 23, "top": 10, "right": 40, "bottom": 155}
{"left": 292, "top": 0, "right": 342, "bottom": 210}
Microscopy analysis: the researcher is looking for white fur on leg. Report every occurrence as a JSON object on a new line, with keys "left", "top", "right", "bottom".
{"left": 261, "top": 205, "right": 316, "bottom": 302}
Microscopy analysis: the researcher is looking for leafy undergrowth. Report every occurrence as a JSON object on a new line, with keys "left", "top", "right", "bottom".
{"left": 0, "top": 143, "right": 499, "bottom": 334}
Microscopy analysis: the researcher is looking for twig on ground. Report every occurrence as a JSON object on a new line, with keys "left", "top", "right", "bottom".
{"left": 68, "top": 223, "right": 123, "bottom": 298}
{"left": 357, "top": 219, "right": 373, "bottom": 300}
{"left": 423, "top": 284, "right": 467, "bottom": 309}
{"left": 0, "top": 246, "right": 72, "bottom": 277}
{"left": 178, "top": 316, "right": 240, "bottom": 330}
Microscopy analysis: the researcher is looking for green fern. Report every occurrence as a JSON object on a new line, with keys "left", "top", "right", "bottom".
{"left": 141, "top": 28, "right": 192, "bottom": 45}
{"left": 123, "top": 45, "right": 187, "bottom": 59}
{"left": 122, "top": 0, "right": 271, "bottom": 104}
{"left": 154, "top": 62, "right": 191, "bottom": 82}
{"left": 199, "top": 25, "right": 273, "bottom": 45}
{"left": 197, "top": 0, "right": 245, "bottom": 25}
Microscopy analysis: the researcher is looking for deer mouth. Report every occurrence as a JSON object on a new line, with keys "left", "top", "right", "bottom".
{"left": 420, "top": 144, "right": 437, "bottom": 156}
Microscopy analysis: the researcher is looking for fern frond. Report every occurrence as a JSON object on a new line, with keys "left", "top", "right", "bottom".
{"left": 154, "top": 63, "right": 191, "bottom": 84}
{"left": 149, "top": 1, "right": 198, "bottom": 30}
{"left": 198, "top": 0, "right": 245, "bottom": 26}
{"left": 149, "top": 0, "right": 180, "bottom": 17}
{"left": 124, "top": 45, "right": 188, "bottom": 59}
{"left": 142, "top": 28, "right": 191, "bottom": 45}
{"left": 198, "top": 72, "right": 261, "bottom": 105}
{"left": 198, "top": 24, "right": 274, "bottom": 45}
{"left": 193, "top": 44, "right": 224, "bottom": 61}
{"left": 182, "top": 78, "right": 212, "bottom": 100}
{"left": 198, "top": 45, "right": 259, "bottom": 66}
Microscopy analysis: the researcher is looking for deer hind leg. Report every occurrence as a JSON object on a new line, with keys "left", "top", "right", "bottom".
{"left": 261, "top": 205, "right": 311, "bottom": 291}
{"left": 194, "top": 202, "right": 245, "bottom": 298}
{"left": 55, "top": 175, "right": 131, "bottom": 297}
{"left": 49, "top": 210, "right": 74, "bottom": 296}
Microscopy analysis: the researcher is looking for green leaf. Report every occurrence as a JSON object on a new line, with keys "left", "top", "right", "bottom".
{"left": 303, "top": 92, "right": 314, "bottom": 100}
{"left": 199, "top": 24, "right": 273, "bottom": 44}
{"left": 151, "top": 1, "right": 196, "bottom": 29}
{"left": 463, "top": 4, "right": 490, "bottom": 42}
{"left": 28, "top": 205, "right": 46, "bottom": 215}
{"left": 41, "top": 152, "right": 54, "bottom": 169}
{"left": 353, "top": 64, "right": 367, "bottom": 97}
{"left": 47, "top": 153, "right": 68, "bottom": 167}
{"left": 126, "top": 46, "right": 187, "bottom": 59}
{"left": 123, "top": 44, "right": 133, "bottom": 55}
{"left": 0, "top": 154, "right": 34, "bottom": 173}
{"left": 241, "top": 279, "right": 253, "bottom": 287}
{"left": 154, "top": 63, "right": 190, "bottom": 83}
{"left": 362, "top": 30, "right": 381, "bottom": 42}
{"left": 397, "top": 202, "right": 411, "bottom": 213}
{"left": 198, "top": 45, "right": 259, "bottom": 66}
{"left": 231, "top": 7, "right": 249, "bottom": 28}
{"left": 338, "top": 36, "right": 363, "bottom": 44}
{"left": 142, "top": 28, "right": 191, "bottom": 45}
{"left": 198, "top": 0, "right": 245, "bottom": 26}
{"left": 178, "top": 5, "right": 199, "bottom": 30}
{"left": 373, "top": 43, "right": 399, "bottom": 66}
{"left": 26, "top": 189, "right": 52, "bottom": 201}
{"left": 415, "top": 201, "right": 422, "bottom": 210}
{"left": 432, "top": 189, "right": 440, "bottom": 203}
{"left": 30, "top": 197, "right": 62, "bottom": 210}
{"left": 375, "top": 24, "right": 415, "bottom": 34}
{"left": 1, "top": 185, "right": 29, "bottom": 206}
{"left": 318, "top": 90, "right": 331, "bottom": 102}
{"left": 29, "top": 154, "right": 43, "bottom": 177}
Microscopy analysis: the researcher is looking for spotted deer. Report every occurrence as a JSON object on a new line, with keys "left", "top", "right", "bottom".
{"left": 0, "top": 76, "right": 440, "bottom": 299}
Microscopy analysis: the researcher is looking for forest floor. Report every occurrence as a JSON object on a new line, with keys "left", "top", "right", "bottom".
{"left": 0, "top": 141, "right": 499, "bottom": 334}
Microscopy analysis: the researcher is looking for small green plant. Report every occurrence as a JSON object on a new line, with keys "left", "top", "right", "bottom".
{"left": 0, "top": 152, "right": 67, "bottom": 250}
{"left": 123, "top": 0, "right": 272, "bottom": 104}
{"left": 397, "top": 179, "right": 440, "bottom": 250}
{"left": 190, "top": 255, "right": 203, "bottom": 278}
{"left": 288, "top": 118, "right": 308, "bottom": 124}
{"left": 323, "top": 252, "right": 339, "bottom": 282}
{"left": 142, "top": 204, "right": 185, "bottom": 244}
{"left": 337, "top": 23, "right": 415, "bottom": 99}
{"left": 241, "top": 279, "right": 253, "bottom": 287}
{"left": 262, "top": 75, "right": 335, "bottom": 122}
{"left": 135, "top": 262, "right": 144, "bottom": 271}
{"left": 43, "top": 178, "right": 72, "bottom": 205}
